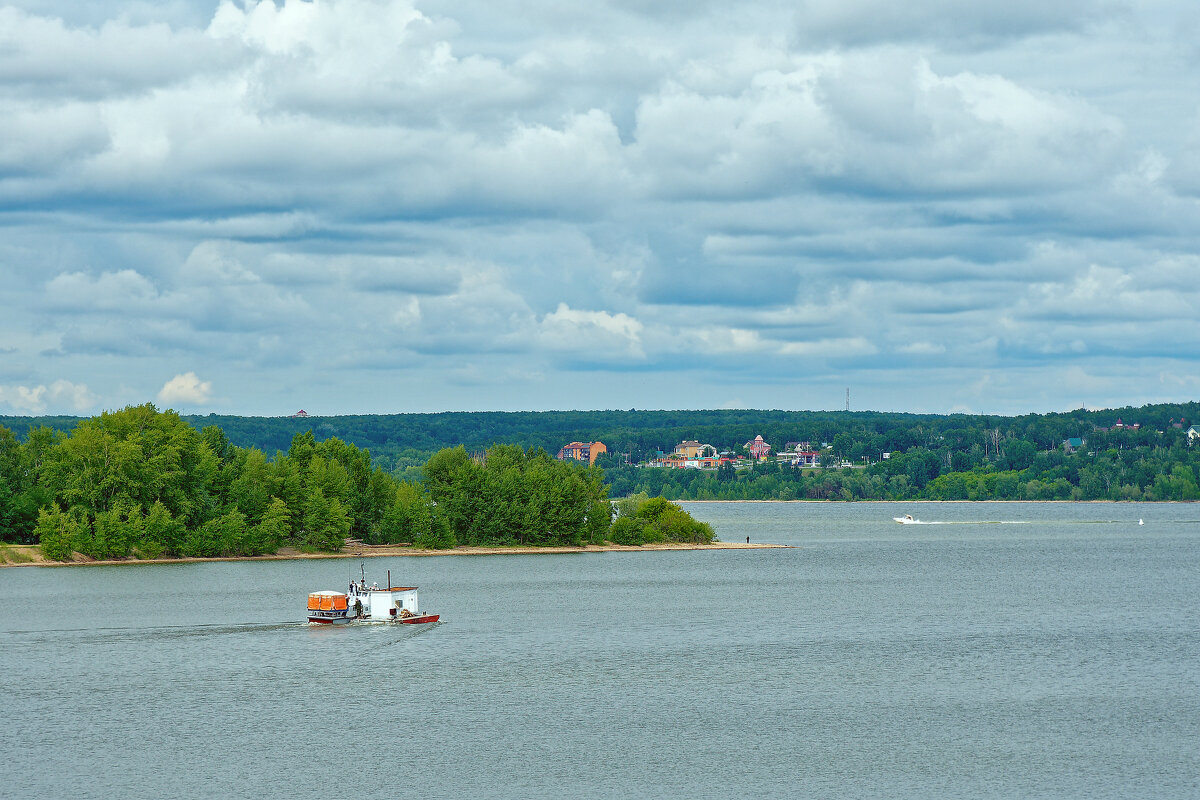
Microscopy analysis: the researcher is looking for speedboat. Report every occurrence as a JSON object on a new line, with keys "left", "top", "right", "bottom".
{"left": 893, "top": 514, "right": 918, "bottom": 524}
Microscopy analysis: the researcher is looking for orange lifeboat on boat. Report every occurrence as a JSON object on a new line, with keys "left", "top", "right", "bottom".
{"left": 306, "top": 591, "right": 355, "bottom": 624}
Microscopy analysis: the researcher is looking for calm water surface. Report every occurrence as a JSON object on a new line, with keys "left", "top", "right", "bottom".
{"left": 3, "top": 502, "right": 1198, "bottom": 799}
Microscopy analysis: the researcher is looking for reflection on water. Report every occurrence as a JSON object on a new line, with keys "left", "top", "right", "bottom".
{"left": 2, "top": 501, "right": 1198, "bottom": 800}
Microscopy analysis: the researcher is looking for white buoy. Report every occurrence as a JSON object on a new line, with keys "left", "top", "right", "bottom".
{"left": 1139, "top": 519, "right": 1144, "bottom": 526}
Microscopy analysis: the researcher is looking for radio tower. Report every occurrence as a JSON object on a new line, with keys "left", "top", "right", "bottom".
{"left": 845, "top": 387, "right": 850, "bottom": 412}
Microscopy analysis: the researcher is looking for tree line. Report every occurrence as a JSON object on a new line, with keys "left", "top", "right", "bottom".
{"left": 10, "top": 403, "right": 1197, "bottom": 479}
{"left": 0, "top": 404, "right": 714, "bottom": 559}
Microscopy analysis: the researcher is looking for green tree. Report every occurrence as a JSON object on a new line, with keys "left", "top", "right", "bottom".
{"left": 227, "top": 447, "right": 273, "bottom": 524}
{"left": 139, "top": 501, "right": 184, "bottom": 558}
{"left": 182, "top": 509, "right": 249, "bottom": 557}
{"left": 302, "top": 488, "right": 351, "bottom": 551}
{"left": 585, "top": 499, "right": 613, "bottom": 544}
{"left": 634, "top": 497, "right": 715, "bottom": 544}
{"left": 253, "top": 497, "right": 292, "bottom": 553}
{"left": 40, "top": 404, "right": 218, "bottom": 527}
{"left": 35, "top": 505, "right": 84, "bottom": 561}
{"left": 375, "top": 481, "right": 443, "bottom": 545}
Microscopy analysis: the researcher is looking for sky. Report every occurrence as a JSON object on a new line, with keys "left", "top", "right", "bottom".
{"left": 2, "top": 0, "right": 1199, "bottom": 417}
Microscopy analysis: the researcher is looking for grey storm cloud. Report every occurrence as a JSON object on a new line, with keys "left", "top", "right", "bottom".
{"left": 791, "top": 0, "right": 1120, "bottom": 48}
{"left": 1, "top": 0, "right": 1198, "bottom": 416}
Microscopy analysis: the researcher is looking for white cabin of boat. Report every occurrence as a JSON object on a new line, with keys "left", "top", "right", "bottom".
{"left": 349, "top": 580, "right": 421, "bottom": 621}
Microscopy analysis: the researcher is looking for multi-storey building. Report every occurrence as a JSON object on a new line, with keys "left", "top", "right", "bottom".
{"left": 556, "top": 441, "right": 608, "bottom": 466}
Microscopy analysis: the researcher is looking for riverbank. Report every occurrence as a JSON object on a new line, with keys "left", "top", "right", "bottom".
{"left": 676, "top": 498, "right": 1179, "bottom": 503}
{"left": 0, "top": 540, "right": 785, "bottom": 568}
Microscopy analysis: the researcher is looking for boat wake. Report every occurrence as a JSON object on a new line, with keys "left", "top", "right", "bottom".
{"left": 368, "top": 619, "right": 445, "bottom": 649}
{"left": 893, "top": 517, "right": 1029, "bottom": 526}
{"left": 1, "top": 620, "right": 304, "bottom": 642}
{"left": 891, "top": 517, "right": 1171, "bottom": 526}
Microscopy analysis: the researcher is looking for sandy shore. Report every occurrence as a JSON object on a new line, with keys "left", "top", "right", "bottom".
{"left": 0, "top": 540, "right": 785, "bottom": 568}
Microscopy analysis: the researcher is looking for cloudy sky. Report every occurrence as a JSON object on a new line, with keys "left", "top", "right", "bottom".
{"left": 2, "top": 0, "right": 1198, "bottom": 417}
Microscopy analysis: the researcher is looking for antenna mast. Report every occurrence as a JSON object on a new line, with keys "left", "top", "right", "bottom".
{"left": 845, "top": 387, "right": 850, "bottom": 412}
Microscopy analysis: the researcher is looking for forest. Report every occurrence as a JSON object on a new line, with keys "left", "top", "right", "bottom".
{"left": 4, "top": 402, "right": 1198, "bottom": 478}
{"left": 0, "top": 405, "right": 711, "bottom": 559}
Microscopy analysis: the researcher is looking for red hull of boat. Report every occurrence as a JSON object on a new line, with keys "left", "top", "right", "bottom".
{"left": 400, "top": 614, "right": 440, "bottom": 624}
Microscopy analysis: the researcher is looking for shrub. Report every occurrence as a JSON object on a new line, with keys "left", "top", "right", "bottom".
{"left": 36, "top": 506, "right": 82, "bottom": 562}
{"left": 608, "top": 516, "right": 645, "bottom": 546}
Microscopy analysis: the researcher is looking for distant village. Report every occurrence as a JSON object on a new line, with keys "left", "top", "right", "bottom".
{"left": 559, "top": 417, "right": 1199, "bottom": 471}
{"left": 1069, "top": 417, "right": 1199, "bottom": 451}
{"left": 557, "top": 436, "right": 848, "bottom": 470}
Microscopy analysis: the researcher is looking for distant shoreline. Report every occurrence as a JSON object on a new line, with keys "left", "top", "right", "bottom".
{"left": 0, "top": 540, "right": 785, "bottom": 568}
{"left": 675, "top": 499, "right": 1189, "bottom": 503}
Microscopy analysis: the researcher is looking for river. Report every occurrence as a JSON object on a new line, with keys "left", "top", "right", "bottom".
{"left": 2, "top": 501, "right": 1198, "bottom": 798}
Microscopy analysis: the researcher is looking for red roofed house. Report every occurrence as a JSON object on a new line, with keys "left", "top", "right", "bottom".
{"left": 556, "top": 441, "right": 607, "bottom": 466}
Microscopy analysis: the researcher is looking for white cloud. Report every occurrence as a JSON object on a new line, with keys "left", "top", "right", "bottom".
{"left": 0, "top": 380, "right": 96, "bottom": 413}
{"left": 633, "top": 67, "right": 839, "bottom": 199}
{"left": 45, "top": 269, "right": 160, "bottom": 312}
{"left": 538, "top": 303, "right": 645, "bottom": 359}
{"left": 157, "top": 372, "right": 213, "bottom": 406}
{"left": 390, "top": 297, "right": 422, "bottom": 329}
{"left": 898, "top": 341, "right": 947, "bottom": 355}
{"left": 0, "top": 6, "right": 232, "bottom": 99}
{"left": 682, "top": 326, "right": 768, "bottom": 356}
{"left": 778, "top": 337, "right": 878, "bottom": 358}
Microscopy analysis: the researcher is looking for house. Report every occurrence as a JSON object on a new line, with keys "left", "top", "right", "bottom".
{"left": 644, "top": 449, "right": 670, "bottom": 468}
{"left": 684, "top": 456, "right": 720, "bottom": 469}
{"left": 673, "top": 440, "right": 713, "bottom": 459}
{"left": 783, "top": 441, "right": 812, "bottom": 453}
{"left": 291, "top": 409, "right": 309, "bottom": 418}
{"left": 1063, "top": 437, "right": 1084, "bottom": 453}
{"left": 787, "top": 450, "right": 820, "bottom": 467}
{"left": 744, "top": 435, "right": 771, "bottom": 459}
{"left": 645, "top": 451, "right": 718, "bottom": 469}
{"left": 1188, "top": 426, "right": 1199, "bottom": 444}
{"left": 556, "top": 441, "right": 607, "bottom": 466}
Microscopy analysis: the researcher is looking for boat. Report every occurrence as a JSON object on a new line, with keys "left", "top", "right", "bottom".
{"left": 307, "top": 565, "right": 440, "bottom": 625}
{"left": 893, "top": 514, "right": 918, "bottom": 524}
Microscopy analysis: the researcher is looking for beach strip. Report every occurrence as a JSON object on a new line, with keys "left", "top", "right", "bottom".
{"left": 0, "top": 540, "right": 786, "bottom": 567}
